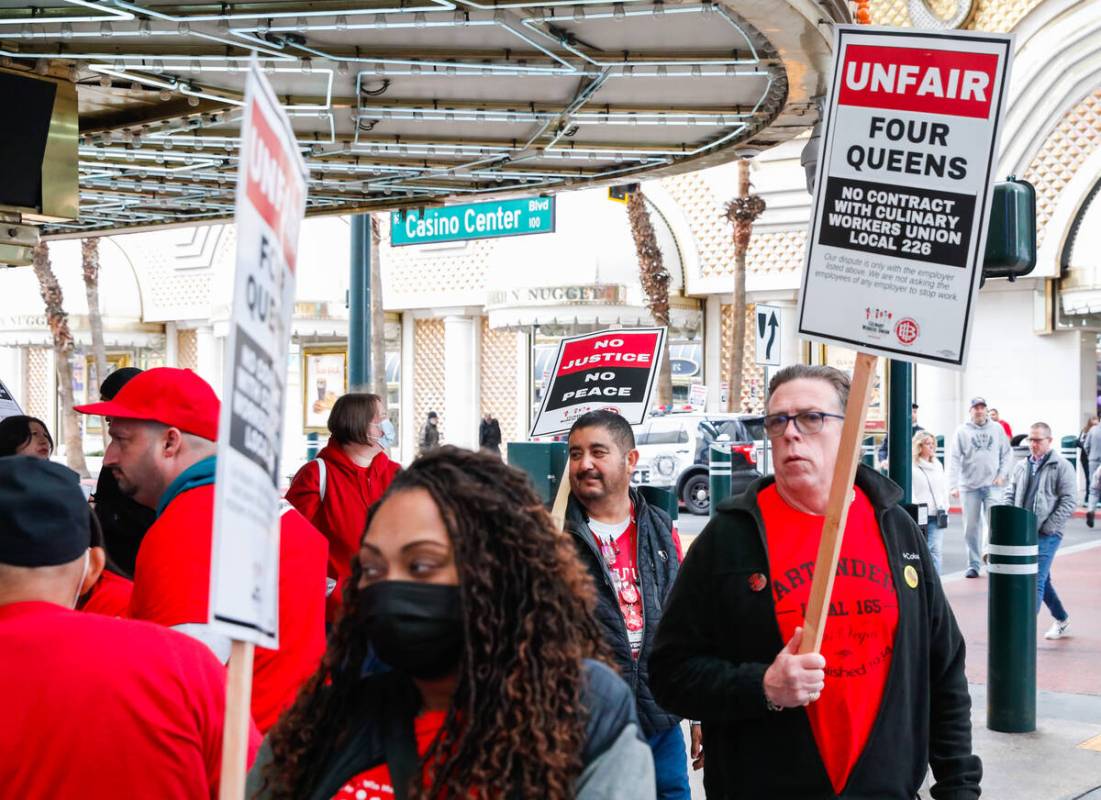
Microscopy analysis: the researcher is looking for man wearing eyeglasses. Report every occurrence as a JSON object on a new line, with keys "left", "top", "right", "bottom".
{"left": 650, "top": 364, "right": 979, "bottom": 800}
{"left": 1004, "top": 422, "right": 1075, "bottom": 640}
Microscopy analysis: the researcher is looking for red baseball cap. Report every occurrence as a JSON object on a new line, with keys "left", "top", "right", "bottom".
{"left": 75, "top": 367, "right": 220, "bottom": 441}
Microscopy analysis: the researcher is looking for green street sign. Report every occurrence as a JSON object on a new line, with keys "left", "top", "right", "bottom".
{"left": 390, "top": 196, "right": 555, "bottom": 246}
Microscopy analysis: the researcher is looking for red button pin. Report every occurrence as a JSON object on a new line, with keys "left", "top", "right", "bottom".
{"left": 748, "top": 573, "right": 768, "bottom": 592}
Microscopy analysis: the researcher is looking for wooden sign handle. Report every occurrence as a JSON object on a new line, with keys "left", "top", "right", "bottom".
{"left": 798, "top": 352, "right": 878, "bottom": 655}
{"left": 550, "top": 461, "right": 572, "bottom": 531}
{"left": 219, "top": 640, "right": 256, "bottom": 800}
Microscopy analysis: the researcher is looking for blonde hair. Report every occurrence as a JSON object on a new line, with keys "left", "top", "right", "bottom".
{"left": 912, "top": 430, "right": 936, "bottom": 462}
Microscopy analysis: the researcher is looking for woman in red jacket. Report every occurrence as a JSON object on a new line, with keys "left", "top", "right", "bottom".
{"left": 287, "top": 393, "right": 400, "bottom": 621}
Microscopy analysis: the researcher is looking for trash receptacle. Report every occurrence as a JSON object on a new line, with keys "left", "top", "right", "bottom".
{"left": 507, "top": 442, "right": 568, "bottom": 508}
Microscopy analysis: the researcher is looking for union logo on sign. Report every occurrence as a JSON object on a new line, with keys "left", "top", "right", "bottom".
{"left": 895, "top": 318, "right": 920, "bottom": 345}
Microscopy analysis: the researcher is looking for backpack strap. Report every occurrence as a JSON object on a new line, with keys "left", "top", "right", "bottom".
{"left": 317, "top": 457, "right": 327, "bottom": 503}
{"left": 381, "top": 690, "right": 420, "bottom": 800}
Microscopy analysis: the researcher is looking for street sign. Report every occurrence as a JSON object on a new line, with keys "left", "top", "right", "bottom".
{"left": 755, "top": 304, "right": 781, "bottom": 366}
{"left": 209, "top": 61, "right": 308, "bottom": 648}
{"left": 797, "top": 26, "right": 1013, "bottom": 368}
{"left": 530, "top": 327, "right": 666, "bottom": 438}
{"left": 390, "top": 196, "right": 555, "bottom": 246}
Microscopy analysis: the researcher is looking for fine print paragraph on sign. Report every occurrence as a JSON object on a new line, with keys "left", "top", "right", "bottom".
{"left": 797, "top": 28, "right": 1012, "bottom": 367}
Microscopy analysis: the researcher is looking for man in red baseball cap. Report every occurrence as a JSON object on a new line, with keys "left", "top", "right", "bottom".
{"left": 76, "top": 367, "right": 327, "bottom": 733}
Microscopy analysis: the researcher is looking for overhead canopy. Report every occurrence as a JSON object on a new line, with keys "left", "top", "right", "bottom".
{"left": 0, "top": 0, "right": 844, "bottom": 237}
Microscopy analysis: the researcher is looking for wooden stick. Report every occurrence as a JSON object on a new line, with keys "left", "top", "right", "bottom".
{"left": 798, "top": 352, "right": 878, "bottom": 655}
{"left": 550, "top": 461, "right": 572, "bottom": 531}
{"left": 219, "top": 640, "right": 256, "bottom": 800}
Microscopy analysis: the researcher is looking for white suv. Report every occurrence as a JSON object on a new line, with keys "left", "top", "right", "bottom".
{"left": 631, "top": 412, "right": 763, "bottom": 515}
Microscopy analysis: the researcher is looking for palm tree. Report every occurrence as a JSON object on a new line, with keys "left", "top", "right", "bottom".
{"left": 32, "top": 241, "right": 90, "bottom": 477}
{"left": 81, "top": 238, "right": 109, "bottom": 448}
{"left": 627, "top": 190, "right": 673, "bottom": 409}
{"left": 724, "top": 159, "right": 766, "bottom": 413}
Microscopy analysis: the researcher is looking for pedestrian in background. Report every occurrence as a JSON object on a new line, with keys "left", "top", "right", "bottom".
{"left": 0, "top": 456, "right": 257, "bottom": 798}
{"left": 250, "top": 447, "right": 655, "bottom": 800}
{"left": 0, "top": 414, "right": 53, "bottom": 458}
{"left": 1082, "top": 416, "right": 1101, "bottom": 526}
{"left": 1077, "top": 416, "right": 1097, "bottom": 507}
{"left": 76, "top": 367, "right": 327, "bottom": 733}
{"left": 479, "top": 411, "right": 503, "bottom": 456}
{"left": 989, "top": 408, "right": 1013, "bottom": 439}
{"left": 650, "top": 365, "right": 980, "bottom": 799}
{"left": 877, "top": 402, "right": 922, "bottom": 468}
{"left": 90, "top": 367, "right": 155, "bottom": 577}
{"left": 565, "top": 410, "right": 693, "bottom": 798}
{"left": 948, "top": 397, "right": 1012, "bottom": 578}
{"left": 912, "top": 430, "right": 949, "bottom": 575}
{"left": 287, "top": 392, "right": 400, "bottom": 622}
{"left": 419, "top": 410, "right": 441, "bottom": 454}
{"left": 1005, "top": 423, "right": 1075, "bottom": 640}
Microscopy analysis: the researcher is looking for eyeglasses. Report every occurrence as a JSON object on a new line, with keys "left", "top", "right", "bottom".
{"left": 762, "top": 411, "right": 845, "bottom": 438}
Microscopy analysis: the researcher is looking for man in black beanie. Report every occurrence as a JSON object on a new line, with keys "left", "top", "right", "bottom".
{"left": 91, "top": 366, "right": 155, "bottom": 575}
{"left": 0, "top": 456, "right": 257, "bottom": 796}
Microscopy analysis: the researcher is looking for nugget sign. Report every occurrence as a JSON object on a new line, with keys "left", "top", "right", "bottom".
{"left": 209, "top": 60, "right": 308, "bottom": 647}
{"left": 797, "top": 27, "right": 1013, "bottom": 368}
{"left": 530, "top": 328, "right": 666, "bottom": 437}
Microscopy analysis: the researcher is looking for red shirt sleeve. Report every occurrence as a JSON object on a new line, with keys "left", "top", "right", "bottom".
{"left": 285, "top": 460, "right": 322, "bottom": 525}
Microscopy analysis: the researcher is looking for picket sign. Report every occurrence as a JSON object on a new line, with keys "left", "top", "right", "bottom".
{"left": 797, "top": 352, "right": 877, "bottom": 655}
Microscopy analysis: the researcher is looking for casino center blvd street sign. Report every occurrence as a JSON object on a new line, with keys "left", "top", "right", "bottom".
{"left": 390, "top": 196, "right": 555, "bottom": 246}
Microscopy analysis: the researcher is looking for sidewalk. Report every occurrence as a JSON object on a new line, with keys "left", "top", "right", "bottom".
{"left": 927, "top": 541, "right": 1101, "bottom": 799}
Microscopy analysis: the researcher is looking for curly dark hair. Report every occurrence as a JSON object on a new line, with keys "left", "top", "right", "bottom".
{"left": 262, "top": 446, "right": 610, "bottom": 800}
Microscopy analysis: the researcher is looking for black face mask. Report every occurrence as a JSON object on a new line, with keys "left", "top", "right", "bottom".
{"left": 358, "top": 581, "right": 464, "bottom": 680}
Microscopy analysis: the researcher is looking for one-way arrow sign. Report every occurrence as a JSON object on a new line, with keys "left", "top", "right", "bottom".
{"left": 755, "top": 304, "right": 781, "bottom": 366}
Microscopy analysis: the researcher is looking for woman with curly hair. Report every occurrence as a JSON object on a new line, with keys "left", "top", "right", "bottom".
{"left": 249, "top": 446, "right": 655, "bottom": 800}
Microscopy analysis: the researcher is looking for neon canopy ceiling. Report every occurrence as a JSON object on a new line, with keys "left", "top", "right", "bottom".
{"left": 0, "top": 0, "right": 845, "bottom": 236}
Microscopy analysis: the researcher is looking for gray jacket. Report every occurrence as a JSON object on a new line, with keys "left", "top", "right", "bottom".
{"left": 948, "top": 420, "right": 1011, "bottom": 491}
{"left": 1005, "top": 450, "right": 1076, "bottom": 535}
{"left": 1084, "top": 424, "right": 1101, "bottom": 466}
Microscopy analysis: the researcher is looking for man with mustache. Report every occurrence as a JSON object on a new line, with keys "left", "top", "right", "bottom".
{"left": 650, "top": 364, "right": 980, "bottom": 799}
{"left": 565, "top": 409, "right": 695, "bottom": 799}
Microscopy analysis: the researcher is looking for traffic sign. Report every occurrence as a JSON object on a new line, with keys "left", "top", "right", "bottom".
{"left": 390, "top": 196, "right": 555, "bottom": 246}
{"left": 530, "top": 327, "right": 666, "bottom": 438}
{"left": 796, "top": 26, "right": 1013, "bottom": 368}
{"left": 755, "top": 304, "right": 781, "bottom": 366}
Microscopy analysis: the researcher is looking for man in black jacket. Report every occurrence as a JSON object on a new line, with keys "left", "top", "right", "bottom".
{"left": 566, "top": 410, "right": 696, "bottom": 799}
{"left": 90, "top": 367, "right": 155, "bottom": 576}
{"left": 650, "top": 365, "right": 981, "bottom": 799}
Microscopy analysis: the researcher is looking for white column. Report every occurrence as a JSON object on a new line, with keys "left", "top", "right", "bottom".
{"left": 400, "top": 312, "right": 416, "bottom": 465}
{"left": 775, "top": 300, "right": 800, "bottom": 368}
{"left": 704, "top": 295, "right": 722, "bottom": 411}
{"left": 195, "top": 325, "right": 219, "bottom": 392}
{"left": 514, "top": 329, "right": 531, "bottom": 451}
{"left": 443, "top": 315, "right": 478, "bottom": 449}
{"left": 915, "top": 363, "right": 959, "bottom": 449}
{"left": 164, "top": 321, "right": 179, "bottom": 367}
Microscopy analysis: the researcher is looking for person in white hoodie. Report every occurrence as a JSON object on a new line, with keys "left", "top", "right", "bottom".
{"left": 948, "top": 397, "right": 1012, "bottom": 578}
{"left": 911, "top": 430, "right": 950, "bottom": 575}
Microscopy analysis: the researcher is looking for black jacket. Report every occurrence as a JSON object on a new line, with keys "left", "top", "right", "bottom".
{"left": 649, "top": 465, "right": 981, "bottom": 799}
{"left": 479, "top": 417, "right": 502, "bottom": 449}
{"left": 92, "top": 466, "right": 156, "bottom": 577}
{"left": 246, "top": 659, "right": 646, "bottom": 800}
{"left": 566, "top": 488, "right": 681, "bottom": 737}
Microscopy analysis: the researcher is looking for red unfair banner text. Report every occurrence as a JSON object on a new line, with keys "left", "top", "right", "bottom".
{"left": 837, "top": 45, "right": 999, "bottom": 120}
{"left": 556, "top": 332, "right": 660, "bottom": 378}
{"left": 245, "top": 100, "right": 304, "bottom": 272}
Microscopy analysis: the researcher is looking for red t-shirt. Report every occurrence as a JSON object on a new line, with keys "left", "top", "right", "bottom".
{"left": 79, "top": 569, "right": 133, "bottom": 618}
{"left": 0, "top": 601, "right": 259, "bottom": 799}
{"left": 758, "top": 485, "right": 899, "bottom": 794}
{"left": 588, "top": 511, "right": 644, "bottom": 656}
{"left": 130, "top": 486, "right": 328, "bottom": 732}
{"left": 332, "top": 710, "right": 448, "bottom": 799}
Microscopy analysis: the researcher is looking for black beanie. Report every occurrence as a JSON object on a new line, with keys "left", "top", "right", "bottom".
{"left": 0, "top": 457, "right": 90, "bottom": 567}
{"left": 99, "top": 367, "right": 143, "bottom": 401}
